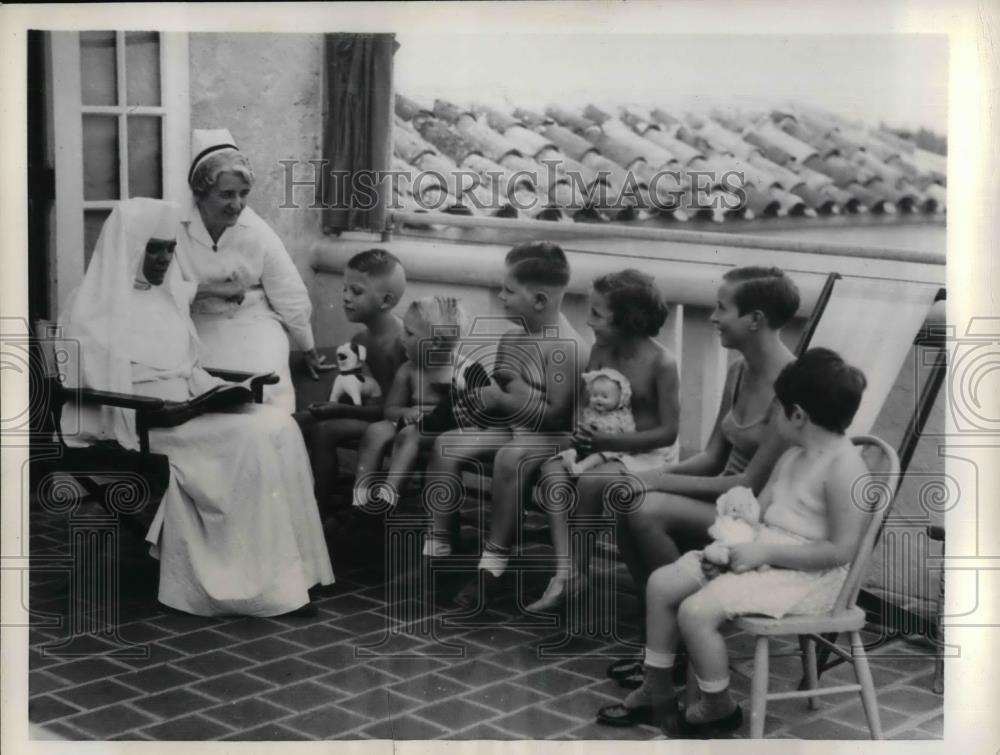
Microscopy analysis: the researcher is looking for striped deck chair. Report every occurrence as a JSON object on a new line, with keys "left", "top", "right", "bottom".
{"left": 751, "top": 273, "right": 945, "bottom": 732}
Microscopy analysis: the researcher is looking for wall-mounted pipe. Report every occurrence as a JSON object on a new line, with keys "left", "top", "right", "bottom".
{"left": 381, "top": 210, "right": 945, "bottom": 266}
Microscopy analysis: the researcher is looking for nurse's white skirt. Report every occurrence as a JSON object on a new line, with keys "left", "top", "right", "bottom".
{"left": 192, "top": 292, "right": 295, "bottom": 414}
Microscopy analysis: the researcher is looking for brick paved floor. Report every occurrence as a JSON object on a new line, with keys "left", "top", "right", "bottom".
{"left": 25, "top": 491, "right": 943, "bottom": 741}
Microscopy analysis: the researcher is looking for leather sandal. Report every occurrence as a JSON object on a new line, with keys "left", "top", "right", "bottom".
{"left": 596, "top": 703, "right": 652, "bottom": 727}
{"left": 606, "top": 658, "right": 643, "bottom": 681}
{"left": 524, "top": 574, "right": 587, "bottom": 613}
{"left": 611, "top": 655, "right": 689, "bottom": 689}
{"left": 617, "top": 668, "right": 644, "bottom": 689}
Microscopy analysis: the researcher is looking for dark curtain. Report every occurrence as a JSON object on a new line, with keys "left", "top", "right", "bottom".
{"left": 322, "top": 33, "right": 396, "bottom": 233}
{"left": 28, "top": 30, "right": 52, "bottom": 319}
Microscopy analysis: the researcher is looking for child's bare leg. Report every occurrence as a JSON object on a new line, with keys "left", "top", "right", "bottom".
{"left": 524, "top": 456, "right": 586, "bottom": 612}
{"left": 354, "top": 420, "right": 397, "bottom": 506}
{"left": 382, "top": 424, "right": 426, "bottom": 503}
{"left": 600, "top": 562, "right": 702, "bottom": 729}
{"left": 452, "top": 435, "right": 562, "bottom": 610}
{"left": 309, "top": 418, "right": 370, "bottom": 515}
{"left": 424, "top": 430, "right": 506, "bottom": 557}
{"left": 571, "top": 461, "right": 626, "bottom": 575}
{"left": 645, "top": 564, "right": 702, "bottom": 657}
{"left": 525, "top": 463, "right": 622, "bottom": 612}
{"left": 616, "top": 511, "right": 649, "bottom": 608}
{"left": 628, "top": 491, "right": 716, "bottom": 570}
{"left": 482, "top": 441, "right": 552, "bottom": 569}
{"left": 632, "top": 565, "right": 702, "bottom": 709}
{"left": 677, "top": 590, "right": 738, "bottom": 723}
{"left": 603, "top": 485, "right": 650, "bottom": 683}
{"left": 535, "top": 458, "right": 574, "bottom": 577}
{"left": 489, "top": 433, "right": 572, "bottom": 551}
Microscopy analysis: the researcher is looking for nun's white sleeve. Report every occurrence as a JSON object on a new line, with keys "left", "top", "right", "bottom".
{"left": 247, "top": 210, "right": 316, "bottom": 352}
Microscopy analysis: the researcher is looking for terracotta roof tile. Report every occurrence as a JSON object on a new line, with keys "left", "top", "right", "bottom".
{"left": 390, "top": 94, "right": 946, "bottom": 223}
{"left": 413, "top": 118, "right": 479, "bottom": 164}
{"left": 540, "top": 123, "right": 597, "bottom": 162}
{"left": 475, "top": 103, "right": 521, "bottom": 133}
{"left": 500, "top": 125, "right": 555, "bottom": 160}
{"left": 642, "top": 127, "right": 705, "bottom": 167}
{"left": 394, "top": 93, "right": 431, "bottom": 122}
{"left": 454, "top": 115, "right": 522, "bottom": 164}
{"left": 545, "top": 106, "right": 598, "bottom": 134}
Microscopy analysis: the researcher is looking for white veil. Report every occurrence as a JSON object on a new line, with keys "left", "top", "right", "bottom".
{"left": 60, "top": 198, "right": 198, "bottom": 450}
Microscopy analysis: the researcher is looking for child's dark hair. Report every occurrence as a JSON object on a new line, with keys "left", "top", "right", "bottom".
{"left": 722, "top": 266, "right": 800, "bottom": 328}
{"left": 592, "top": 269, "right": 669, "bottom": 337}
{"left": 774, "top": 348, "right": 867, "bottom": 434}
{"left": 347, "top": 248, "right": 402, "bottom": 277}
{"left": 506, "top": 241, "right": 570, "bottom": 288}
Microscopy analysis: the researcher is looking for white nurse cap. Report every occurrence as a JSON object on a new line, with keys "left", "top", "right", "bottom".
{"left": 188, "top": 128, "right": 239, "bottom": 185}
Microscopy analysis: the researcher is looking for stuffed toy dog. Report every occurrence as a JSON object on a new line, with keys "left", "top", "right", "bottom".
{"left": 703, "top": 486, "right": 762, "bottom": 568}
{"left": 329, "top": 342, "right": 382, "bottom": 406}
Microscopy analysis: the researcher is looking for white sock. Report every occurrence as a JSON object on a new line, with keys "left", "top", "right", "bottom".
{"left": 352, "top": 485, "right": 368, "bottom": 508}
{"left": 696, "top": 674, "right": 730, "bottom": 694}
{"left": 478, "top": 548, "right": 510, "bottom": 578}
{"left": 644, "top": 648, "right": 676, "bottom": 669}
{"left": 422, "top": 533, "right": 452, "bottom": 557}
{"left": 375, "top": 485, "right": 399, "bottom": 508}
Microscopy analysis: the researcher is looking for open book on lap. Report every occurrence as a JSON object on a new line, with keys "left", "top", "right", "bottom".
{"left": 150, "top": 372, "right": 274, "bottom": 428}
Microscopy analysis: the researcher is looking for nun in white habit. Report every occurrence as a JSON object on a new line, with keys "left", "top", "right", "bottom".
{"left": 174, "top": 129, "right": 333, "bottom": 414}
{"left": 60, "top": 198, "right": 335, "bottom": 617}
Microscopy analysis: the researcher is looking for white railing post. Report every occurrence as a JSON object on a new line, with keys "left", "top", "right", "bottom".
{"left": 702, "top": 329, "right": 730, "bottom": 448}
{"left": 671, "top": 303, "right": 684, "bottom": 385}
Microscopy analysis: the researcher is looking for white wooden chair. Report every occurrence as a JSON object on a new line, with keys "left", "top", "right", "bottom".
{"left": 735, "top": 434, "right": 901, "bottom": 739}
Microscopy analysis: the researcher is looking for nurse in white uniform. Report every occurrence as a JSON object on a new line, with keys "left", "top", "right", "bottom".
{"left": 174, "top": 128, "right": 332, "bottom": 413}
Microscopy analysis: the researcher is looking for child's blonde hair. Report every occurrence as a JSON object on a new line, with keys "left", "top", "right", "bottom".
{"left": 406, "top": 296, "right": 468, "bottom": 347}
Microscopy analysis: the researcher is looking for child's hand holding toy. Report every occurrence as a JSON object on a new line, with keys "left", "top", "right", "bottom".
{"left": 703, "top": 486, "right": 763, "bottom": 570}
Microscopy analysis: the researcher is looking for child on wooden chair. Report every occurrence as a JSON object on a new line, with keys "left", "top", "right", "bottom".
{"left": 598, "top": 348, "right": 869, "bottom": 737}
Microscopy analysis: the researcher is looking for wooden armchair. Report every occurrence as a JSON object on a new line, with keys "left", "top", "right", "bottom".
{"left": 31, "top": 320, "right": 277, "bottom": 536}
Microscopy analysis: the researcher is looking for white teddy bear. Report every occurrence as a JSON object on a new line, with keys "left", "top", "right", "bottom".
{"left": 703, "top": 486, "right": 763, "bottom": 568}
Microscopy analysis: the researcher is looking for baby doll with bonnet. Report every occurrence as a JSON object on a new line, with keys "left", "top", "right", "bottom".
{"left": 559, "top": 367, "right": 637, "bottom": 476}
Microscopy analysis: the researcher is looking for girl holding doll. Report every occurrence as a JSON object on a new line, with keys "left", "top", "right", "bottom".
{"left": 529, "top": 269, "right": 681, "bottom": 612}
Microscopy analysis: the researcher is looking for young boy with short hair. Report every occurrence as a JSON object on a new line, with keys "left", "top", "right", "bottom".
{"left": 306, "top": 249, "right": 408, "bottom": 513}
{"left": 598, "top": 348, "right": 869, "bottom": 737}
{"left": 422, "top": 241, "right": 590, "bottom": 609}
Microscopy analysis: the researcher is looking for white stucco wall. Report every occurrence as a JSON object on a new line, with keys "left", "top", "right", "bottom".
{"left": 188, "top": 32, "right": 326, "bottom": 288}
